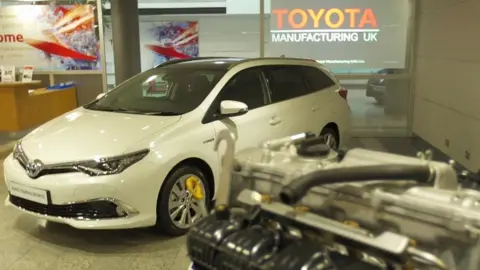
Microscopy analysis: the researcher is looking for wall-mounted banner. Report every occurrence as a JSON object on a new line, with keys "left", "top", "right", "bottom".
{"left": 141, "top": 21, "right": 199, "bottom": 70}
{"left": 269, "top": 0, "right": 410, "bottom": 69}
{"left": 0, "top": 5, "right": 100, "bottom": 71}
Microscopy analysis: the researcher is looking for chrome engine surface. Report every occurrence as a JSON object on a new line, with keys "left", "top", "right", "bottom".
{"left": 223, "top": 134, "right": 480, "bottom": 270}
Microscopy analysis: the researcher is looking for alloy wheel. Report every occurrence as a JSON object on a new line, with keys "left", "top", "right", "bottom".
{"left": 168, "top": 174, "right": 207, "bottom": 229}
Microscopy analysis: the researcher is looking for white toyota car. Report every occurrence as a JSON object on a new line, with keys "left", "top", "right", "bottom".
{"left": 3, "top": 57, "right": 351, "bottom": 235}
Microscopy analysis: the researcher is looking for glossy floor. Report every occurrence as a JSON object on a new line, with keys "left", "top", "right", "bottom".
{"left": 0, "top": 138, "right": 422, "bottom": 270}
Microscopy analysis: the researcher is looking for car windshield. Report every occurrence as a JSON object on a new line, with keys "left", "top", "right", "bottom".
{"left": 84, "top": 67, "right": 226, "bottom": 115}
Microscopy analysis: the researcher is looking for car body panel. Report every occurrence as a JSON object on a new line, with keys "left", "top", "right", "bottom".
{"left": 21, "top": 107, "right": 181, "bottom": 164}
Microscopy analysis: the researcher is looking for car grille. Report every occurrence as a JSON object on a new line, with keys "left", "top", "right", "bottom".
{"left": 17, "top": 159, "right": 77, "bottom": 178}
{"left": 9, "top": 195, "right": 125, "bottom": 219}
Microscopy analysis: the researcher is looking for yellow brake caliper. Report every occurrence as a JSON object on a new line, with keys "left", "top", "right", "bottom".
{"left": 185, "top": 176, "right": 204, "bottom": 201}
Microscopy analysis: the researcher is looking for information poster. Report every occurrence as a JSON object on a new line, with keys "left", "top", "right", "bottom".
{"left": 0, "top": 5, "right": 101, "bottom": 71}
{"left": 1, "top": 66, "right": 15, "bottom": 82}
{"left": 22, "top": 65, "right": 34, "bottom": 82}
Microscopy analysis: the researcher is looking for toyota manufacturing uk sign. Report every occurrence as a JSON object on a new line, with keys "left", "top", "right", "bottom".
{"left": 269, "top": 0, "right": 410, "bottom": 69}
{"left": 271, "top": 8, "right": 378, "bottom": 43}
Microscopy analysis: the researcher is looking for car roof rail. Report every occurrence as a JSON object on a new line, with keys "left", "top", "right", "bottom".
{"left": 154, "top": 57, "right": 242, "bottom": 68}
{"left": 232, "top": 57, "right": 317, "bottom": 67}
{"left": 243, "top": 57, "right": 316, "bottom": 62}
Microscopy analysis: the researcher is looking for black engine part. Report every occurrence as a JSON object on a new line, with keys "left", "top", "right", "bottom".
{"left": 296, "top": 136, "right": 331, "bottom": 157}
{"left": 186, "top": 206, "right": 381, "bottom": 270}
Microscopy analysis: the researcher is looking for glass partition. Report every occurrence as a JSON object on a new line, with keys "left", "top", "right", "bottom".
{"left": 101, "top": 0, "right": 415, "bottom": 136}
{"left": 339, "top": 77, "right": 410, "bottom": 136}
{"left": 103, "top": 13, "right": 263, "bottom": 89}
{"left": 261, "top": 0, "right": 414, "bottom": 136}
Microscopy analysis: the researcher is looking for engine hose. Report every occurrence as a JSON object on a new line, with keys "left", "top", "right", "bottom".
{"left": 279, "top": 164, "right": 433, "bottom": 205}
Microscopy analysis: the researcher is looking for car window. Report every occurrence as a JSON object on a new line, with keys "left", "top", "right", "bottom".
{"left": 264, "top": 66, "right": 309, "bottom": 103}
{"left": 216, "top": 69, "right": 267, "bottom": 110}
{"left": 142, "top": 74, "right": 170, "bottom": 98}
{"left": 85, "top": 67, "right": 226, "bottom": 115}
{"left": 300, "top": 66, "right": 336, "bottom": 92}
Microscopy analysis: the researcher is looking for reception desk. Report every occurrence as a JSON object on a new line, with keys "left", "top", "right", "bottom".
{"left": 0, "top": 81, "right": 77, "bottom": 132}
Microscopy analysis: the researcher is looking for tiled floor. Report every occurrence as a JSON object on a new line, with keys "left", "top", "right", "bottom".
{"left": 0, "top": 137, "right": 422, "bottom": 270}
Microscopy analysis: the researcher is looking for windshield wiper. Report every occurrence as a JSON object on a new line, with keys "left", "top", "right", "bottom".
{"left": 86, "top": 104, "right": 180, "bottom": 115}
{"left": 142, "top": 111, "right": 181, "bottom": 116}
{"left": 110, "top": 108, "right": 180, "bottom": 115}
{"left": 85, "top": 104, "right": 117, "bottom": 112}
{"left": 86, "top": 105, "right": 142, "bottom": 114}
{"left": 110, "top": 108, "right": 146, "bottom": 114}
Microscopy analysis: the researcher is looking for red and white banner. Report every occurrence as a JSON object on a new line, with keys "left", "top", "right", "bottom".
{"left": 0, "top": 5, "right": 100, "bottom": 71}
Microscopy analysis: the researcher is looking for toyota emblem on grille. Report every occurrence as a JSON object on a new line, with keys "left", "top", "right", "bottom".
{"left": 26, "top": 159, "right": 44, "bottom": 178}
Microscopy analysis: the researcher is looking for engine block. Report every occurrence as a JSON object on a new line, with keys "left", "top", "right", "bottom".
{"left": 187, "top": 133, "right": 480, "bottom": 270}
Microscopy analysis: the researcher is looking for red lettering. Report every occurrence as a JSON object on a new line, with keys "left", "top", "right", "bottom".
{"left": 272, "top": 9, "right": 288, "bottom": 29}
{"left": 344, "top": 8, "right": 361, "bottom": 28}
{"left": 359, "top": 8, "right": 378, "bottom": 28}
{"left": 272, "top": 8, "right": 378, "bottom": 29}
{"left": 0, "top": 33, "right": 24, "bottom": 43}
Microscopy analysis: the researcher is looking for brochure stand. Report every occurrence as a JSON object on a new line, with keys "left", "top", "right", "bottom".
{"left": 1, "top": 66, "right": 16, "bottom": 83}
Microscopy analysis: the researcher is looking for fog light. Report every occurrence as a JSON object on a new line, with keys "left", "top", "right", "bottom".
{"left": 115, "top": 206, "right": 126, "bottom": 217}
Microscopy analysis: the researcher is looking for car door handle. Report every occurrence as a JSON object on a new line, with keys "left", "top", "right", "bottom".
{"left": 311, "top": 106, "right": 319, "bottom": 112}
{"left": 269, "top": 117, "right": 282, "bottom": 126}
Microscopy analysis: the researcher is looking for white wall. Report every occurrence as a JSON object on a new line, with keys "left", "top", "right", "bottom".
{"left": 104, "top": 0, "right": 226, "bottom": 9}
{"left": 412, "top": 0, "right": 480, "bottom": 171}
{"left": 105, "top": 14, "right": 269, "bottom": 86}
{"left": 104, "top": 0, "right": 269, "bottom": 13}
{"left": 226, "top": 0, "right": 271, "bottom": 14}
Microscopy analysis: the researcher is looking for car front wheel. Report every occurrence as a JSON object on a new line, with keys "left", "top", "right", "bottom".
{"left": 155, "top": 165, "right": 210, "bottom": 236}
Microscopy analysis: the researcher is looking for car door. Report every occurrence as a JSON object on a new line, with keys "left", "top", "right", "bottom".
{"left": 206, "top": 67, "right": 274, "bottom": 153}
{"left": 262, "top": 65, "right": 313, "bottom": 136}
{"left": 299, "top": 66, "right": 344, "bottom": 134}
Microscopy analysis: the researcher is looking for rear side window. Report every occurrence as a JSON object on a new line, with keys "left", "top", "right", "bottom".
{"left": 264, "top": 66, "right": 309, "bottom": 103}
{"left": 300, "top": 66, "right": 336, "bottom": 92}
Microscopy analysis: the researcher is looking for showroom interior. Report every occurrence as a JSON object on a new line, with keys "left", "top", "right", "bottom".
{"left": 0, "top": 0, "right": 478, "bottom": 269}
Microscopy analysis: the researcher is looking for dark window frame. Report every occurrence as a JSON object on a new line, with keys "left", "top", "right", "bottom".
{"left": 202, "top": 67, "right": 271, "bottom": 124}
{"left": 262, "top": 65, "right": 311, "bottom": 104}
{"left": 299, "top": 66, "right": 336, "bottom": 93}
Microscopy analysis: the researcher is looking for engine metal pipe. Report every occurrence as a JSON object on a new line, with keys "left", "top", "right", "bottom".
{"left": 279, "top": 164, "right": 433, "bottom": 205}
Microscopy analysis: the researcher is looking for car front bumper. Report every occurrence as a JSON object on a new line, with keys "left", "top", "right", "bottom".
{"left": 3, "top": 154, "right": 160, "bottom": 230}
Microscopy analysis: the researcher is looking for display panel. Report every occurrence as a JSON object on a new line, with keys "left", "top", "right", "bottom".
{"left": 0, "top": 5, "right": 101, "bottom": 70}
{"left": 141, "top": 21, "right": 199, "bottom": 69}
{"left": 104, "top": 20, "right": 199, "bottom": 84}
{"left": 269, "top": 0, "right": 410, "bottom": 69}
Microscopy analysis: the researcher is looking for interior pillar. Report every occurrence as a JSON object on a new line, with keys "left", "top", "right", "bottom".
{"left": 110, "top": 0, "right": 141, "bottom": 85}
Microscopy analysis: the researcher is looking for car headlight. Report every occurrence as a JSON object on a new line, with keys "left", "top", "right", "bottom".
{"left": 75, "top": 149, "right": 149, "bottom": 176}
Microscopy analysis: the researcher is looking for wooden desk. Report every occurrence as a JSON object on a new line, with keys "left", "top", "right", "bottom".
{"left": 0, "top": 81, "right": 77, "bottom": 132}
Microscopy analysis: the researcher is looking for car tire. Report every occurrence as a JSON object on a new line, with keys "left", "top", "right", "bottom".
{"left": 320, "top": 127, "right": 340, "bottom": 150}
{"left": 375, "top": 96, "right": 384, "bottom": 105}
{"left": 154, "top": 165, "right": 211, "bottom": 236}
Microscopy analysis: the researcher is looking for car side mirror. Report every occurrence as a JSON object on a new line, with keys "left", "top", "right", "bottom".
{"left": 219, "top": 100, "right": 248, "bottom": 117}
{"left": 96, "top": 93, "right": 106, "bottom": 99}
